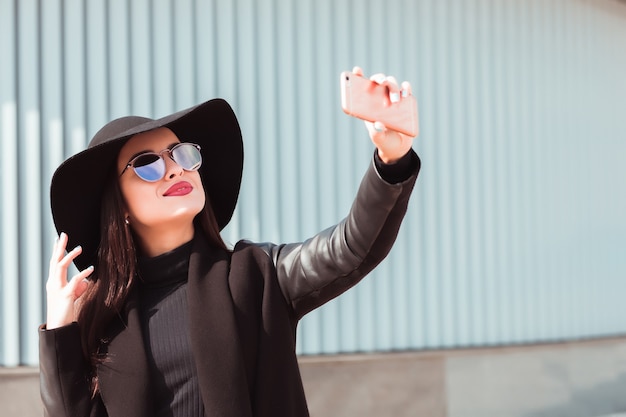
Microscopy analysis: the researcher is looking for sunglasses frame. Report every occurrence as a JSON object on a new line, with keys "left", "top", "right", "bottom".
{"left": 120, "top": 142, "right": 202, "bottom": 182}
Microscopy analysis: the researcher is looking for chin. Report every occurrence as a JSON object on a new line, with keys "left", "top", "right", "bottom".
{"left": 170, "top": 205, "right": 203, "bottom": 219}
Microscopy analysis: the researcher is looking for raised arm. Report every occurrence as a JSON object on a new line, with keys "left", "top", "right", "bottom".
{"left": 259, "top": 149, "right": 420, "bottom": 320}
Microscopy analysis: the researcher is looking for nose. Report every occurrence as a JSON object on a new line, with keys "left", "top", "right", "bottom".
{"left": 163, "top": 151, "right": 184, "bottom": 180}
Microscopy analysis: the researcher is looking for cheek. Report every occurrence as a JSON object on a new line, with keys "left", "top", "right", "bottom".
{"left": 126, "top": 192, "right": 148, "bottom": 216}
{"left": 182, "top": 186, "right": 207, "bottom": 216}
{"left": 190, "top": 173, "right": 207, "bottom": 207}
{"left": 196, "top": 189, "right": 207, "bottom": 211}
{"left": 119, "top": 180, "right": 152, "bottom": 217}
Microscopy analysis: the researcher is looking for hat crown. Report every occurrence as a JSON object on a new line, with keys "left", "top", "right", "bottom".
{"left": 90, "top": 116, "right": 154, "bottom": 148}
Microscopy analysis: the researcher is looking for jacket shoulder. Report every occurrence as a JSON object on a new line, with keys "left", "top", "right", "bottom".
{"left": 233, "top": 240, "right": 279, "bottom": 264}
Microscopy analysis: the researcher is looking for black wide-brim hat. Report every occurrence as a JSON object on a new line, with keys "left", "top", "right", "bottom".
{"left": 50, "top": 98, "right": 243, "bottom": 271}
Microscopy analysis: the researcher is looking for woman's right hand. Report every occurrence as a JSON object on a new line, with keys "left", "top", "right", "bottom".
{"left": 352, "top": 66, "right": 417, "bottom": 164}
{"left": 45, "top": 232, "right": 94, "bottom": 330}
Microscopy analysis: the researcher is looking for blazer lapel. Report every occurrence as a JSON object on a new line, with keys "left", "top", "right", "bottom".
{"left": 188, "top": 236, "right": 253, "bottom": 417}
{"left": 97, "top": 294, "right": 153, "bottom": 417}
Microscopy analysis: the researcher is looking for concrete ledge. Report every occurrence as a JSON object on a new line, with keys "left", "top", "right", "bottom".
{"left": 0, "top": 367, "right": 41, "bottom": 416}
{"left": 300, "top": 350, "right": 446, "bottom": 417}
{"left": 4, "top": 337, "right": 626, "bottom": 416}
{"left": 300, "top": 337, "right": 626, "bottom": 417}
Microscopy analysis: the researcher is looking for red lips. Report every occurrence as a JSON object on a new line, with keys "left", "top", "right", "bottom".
{"left": 163, "top": 181, "right": 193, "bottom": 196}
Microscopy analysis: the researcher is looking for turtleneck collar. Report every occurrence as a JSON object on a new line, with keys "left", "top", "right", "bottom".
{"left": 137, "top": 239, "right": 194, "bottom": 289}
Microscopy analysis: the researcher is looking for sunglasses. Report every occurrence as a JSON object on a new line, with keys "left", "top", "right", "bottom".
{"left": 120, "top": 142, "right": 202, "bottom": 182}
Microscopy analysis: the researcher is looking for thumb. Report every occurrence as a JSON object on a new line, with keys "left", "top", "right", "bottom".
{"left": 73, "top": 279, "right": 90, "bottom": 299}
{"left": 68, "top": 265, "right": 94, "bottom": 299}
{"left": 365, "top": 120, "right": 387, "bottom": 145}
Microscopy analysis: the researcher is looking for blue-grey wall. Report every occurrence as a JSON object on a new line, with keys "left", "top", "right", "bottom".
{"left": 1, "top": 0, "right": 625, "bottom": 366}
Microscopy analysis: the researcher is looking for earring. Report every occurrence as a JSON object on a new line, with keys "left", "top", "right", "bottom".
{"left": 125, "top": 217, "right": 130, "bottom": 225}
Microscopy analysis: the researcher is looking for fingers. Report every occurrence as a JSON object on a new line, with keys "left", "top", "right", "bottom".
{"left": 355, "top": 67, "right": 411, "bottom": 94}
{"left": 50, "top": 232, "right": 81, "bottom": 267}
{"left": 370, "top": 72, "right": 408, "bottom": 105}
{"left": 370, "top": 73, "right": 398, "bottom": 87}
{"left": 45, "top": 233, "right": 93, "bottom": 329}
{"left": 58, "top": 245, "right": 83, "bottom": 274}
{"left": 50, "top": 232, "right": 69, "bottom": 265}
{"left": 401, "top": 81, "right": 412, "bottom": 97}
{"left": 48, "top": 232, "right": 84, "bottom": 288}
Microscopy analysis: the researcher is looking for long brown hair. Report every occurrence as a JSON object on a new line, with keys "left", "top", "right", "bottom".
{"left": 77, "top": 168, "right": 229, "bottom": 396}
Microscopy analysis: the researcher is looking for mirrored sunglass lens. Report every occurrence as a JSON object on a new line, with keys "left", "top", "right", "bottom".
{"left": 133, "top": 153, "right": 160, "bottom": 167}
{"left": 133, "top": 155, "right": 165, "bottom": 181}
{"left": 172, "top": 144, "right": 202, "bottom": 171}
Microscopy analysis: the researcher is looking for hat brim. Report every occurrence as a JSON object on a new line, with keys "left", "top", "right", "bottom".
{"left": 50, "top": 98, "right": 243, "bottom": 271}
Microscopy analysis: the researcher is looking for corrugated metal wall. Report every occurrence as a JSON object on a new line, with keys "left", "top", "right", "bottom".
{"left": 1, "top": 0, "right": 625, "bottom": 366}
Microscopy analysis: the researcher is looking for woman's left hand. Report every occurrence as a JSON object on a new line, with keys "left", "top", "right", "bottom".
{"left": 353, "top": 66, "right": 416, "bottom": 164}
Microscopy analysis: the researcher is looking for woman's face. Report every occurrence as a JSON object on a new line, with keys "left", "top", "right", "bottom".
{"left": 117, "top": 128, "right": 206, "bottom": 244}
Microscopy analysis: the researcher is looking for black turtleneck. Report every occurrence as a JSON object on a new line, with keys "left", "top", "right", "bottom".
{"left": 137, "top": 240, "right": 204, "bottom": 417}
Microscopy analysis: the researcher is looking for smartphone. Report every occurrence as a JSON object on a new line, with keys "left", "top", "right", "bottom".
{"left": 340, "top": 71, "right": 419, "bottom": 137}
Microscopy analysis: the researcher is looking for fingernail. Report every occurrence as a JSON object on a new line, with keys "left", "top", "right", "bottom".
{"left": 401, "top": 89, "right": 408, "bottom": 98}
{"left": 73, "top": 245, "right": 82, "bottom": 252}
{"left": 87, "top": 265, "right": 94, "bottom": 270}
{"left": 390, "top": 92, "right": 400, "bottom": 103}
{"left": 374, "top": 124, "right": 384, "bottom": 132}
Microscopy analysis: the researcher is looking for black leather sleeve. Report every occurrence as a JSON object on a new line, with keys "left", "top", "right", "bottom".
{"left": 257, "top": 150, "right": 420, "bottom": 320}
{"left": 39, "top": 323, "right": 97, "bottom": 417}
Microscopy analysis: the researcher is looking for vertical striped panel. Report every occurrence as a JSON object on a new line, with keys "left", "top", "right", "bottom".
{"left": 1, "top": 0, "right": 20, "bottom": 367}
{"left": 1, "top": 0, "right": 626, "bottom": 365}
{"left": 16, "top": 0, "right": 43, "bottom": 365}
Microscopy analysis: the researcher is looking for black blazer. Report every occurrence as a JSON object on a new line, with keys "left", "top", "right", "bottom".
{"left": 39, "top": 151, "right": 420, "bottom": 417}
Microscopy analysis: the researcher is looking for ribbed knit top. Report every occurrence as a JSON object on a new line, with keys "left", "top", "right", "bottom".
{"left": 137, "top": 240, "right": 204, "bottom": 417}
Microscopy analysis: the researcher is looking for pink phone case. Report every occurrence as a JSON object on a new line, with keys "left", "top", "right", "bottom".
{"left": 340, "top": 71, "right": 419, "bottom": 137}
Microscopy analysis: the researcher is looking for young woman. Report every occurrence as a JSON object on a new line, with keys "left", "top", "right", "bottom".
{"left": 40, "top": 69, "right": 421, "bottom": 417}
